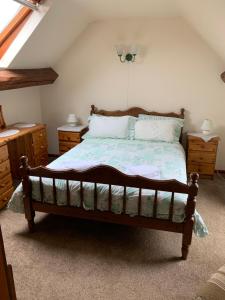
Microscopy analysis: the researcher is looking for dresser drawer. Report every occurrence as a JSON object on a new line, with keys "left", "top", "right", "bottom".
{"left": 0, "top": 144, "right": 8, "bottom": 164}
{"left": 188, "top": 163, "right": 215, "bottom": 175}
{"left": 0, "top": 187, "right": 14, "bottom": 209}
{"left": 0, "top": 174, "right": 13, "bottom": 194}
{"left": 58, "top": 131, "right": 81, "bottom": 143}
{"left": 188, "top": 151, "right": 216, "bottom": 164}
{"left": 188, "top": 141, "right": 217, "bottom": 152}
{"left": 0, "top": 160, "right": 11, "bottom": 178}
{"left": 59, "top": 141, "right": 79, "bottom": 154}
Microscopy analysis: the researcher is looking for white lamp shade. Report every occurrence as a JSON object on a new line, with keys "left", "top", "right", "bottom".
{"left": 67, "top": 114, "right": 77, "bottom": 125}
{"left": 201, "top": 119, "right": 213, "bottom": 135}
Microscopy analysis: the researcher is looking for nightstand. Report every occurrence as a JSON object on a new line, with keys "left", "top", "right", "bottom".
{"left": 187, "top": 133, "right": 219, "bottom": 179}
{"left": 57, "top": 125, "right": 88, "bottom": 155}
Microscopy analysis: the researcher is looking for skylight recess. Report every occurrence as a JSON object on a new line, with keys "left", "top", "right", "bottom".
{"left": 0, "top": 0, "right": 22, "bottom": 34}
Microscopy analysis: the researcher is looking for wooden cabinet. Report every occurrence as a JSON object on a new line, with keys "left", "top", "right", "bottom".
{"left": 32, "top": 128, "right": 48, "bottom": 166}
{"left": 0, "top": 143, "right": 13, "bottom": 209}
{"left": 7, "top": 125, "right": 48, "bottom": 179}
{"left": 187, "top": 135, "right": 219, "bottom": 179}
{"left": 57, "top": 125, "right": 88, "bottom": 155}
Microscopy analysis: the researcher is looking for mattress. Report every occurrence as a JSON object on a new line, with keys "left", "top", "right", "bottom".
{"left": 8, "top": 138, "right": 208, "bottom": 237}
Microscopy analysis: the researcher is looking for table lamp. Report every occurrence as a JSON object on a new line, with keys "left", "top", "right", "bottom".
{"left": 67, "top": 114, "right": 78, "bottom": 127}
{"left": 201, "top": 119, "right": 213, "bottom": 135}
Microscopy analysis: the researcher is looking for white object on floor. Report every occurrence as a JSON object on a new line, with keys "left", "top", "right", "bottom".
{"left": 14, "top": 123, "right": 36, "bottom": 128}
{"left": 0, "top": 129, "right": 20, "bottom": 137}
{"left": 188, "top": 132, "right": 219, "bottom": 142}
{"left": 57, "top": 125, "right": 87, "bottom": 132}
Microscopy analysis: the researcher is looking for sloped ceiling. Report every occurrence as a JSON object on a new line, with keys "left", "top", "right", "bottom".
{"left": 8, "top": 0, "right": 225, "bottom": 68}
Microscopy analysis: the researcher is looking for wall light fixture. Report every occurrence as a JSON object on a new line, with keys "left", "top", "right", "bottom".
{"left": 116, "top": 45, "right": 138, "bottom": 63}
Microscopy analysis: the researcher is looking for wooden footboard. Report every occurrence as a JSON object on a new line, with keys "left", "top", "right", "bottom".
{"left": 20, "top": 156, "right": 199, "bottom": 260}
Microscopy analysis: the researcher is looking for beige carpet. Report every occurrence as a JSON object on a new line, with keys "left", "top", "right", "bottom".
{"left": 0, "top": 175, "right": 225, "bottom": 300}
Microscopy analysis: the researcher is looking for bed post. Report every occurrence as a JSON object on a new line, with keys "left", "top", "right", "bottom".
{"left": 90, "top": 105, "right": 96, "bottom": 115}
{"left": 181, "top": 172, "right": 199, "bottom": 260}
{"left": 20, "top": 156, "right": 35, "bottom": 233}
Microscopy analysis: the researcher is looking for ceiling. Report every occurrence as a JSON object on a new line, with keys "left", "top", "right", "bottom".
{"left": 73, "top": 0, "right": 180, "bottom": 19}
{"left": 8, "top": 0, "right": 225, "bottom": 68}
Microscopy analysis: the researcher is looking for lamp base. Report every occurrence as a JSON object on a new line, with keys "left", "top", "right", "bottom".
{"left": 202, "top": 130, "right": 211, "bottom": 135}
{"left": 68, "top": 122, "right": 77, "bottom": 127}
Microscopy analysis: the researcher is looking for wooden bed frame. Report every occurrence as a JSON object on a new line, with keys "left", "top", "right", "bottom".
{"left": 20, "top": 105, "right": 198, "bottom": 260}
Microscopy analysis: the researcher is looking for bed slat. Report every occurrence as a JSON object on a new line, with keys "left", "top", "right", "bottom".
{"left": 108, "top": 184, "right": 112, "bottom": 211}
{"left": 80, "top": 181, "right": 84, "bottom": 208}
{"left": 153, "top": 190, "right": 158, "bottom": 218}
{"left": 53, "top": 178, "right": 57, "bottom": 205}
{"left": 39, "top": 177, "right": 44, "bottom": 203}
{"left": 66, "top": 180, "right": 70, "bottom": 206}
{"left": 94, "top": 183, "right": 97, "bottom": 210}
{"left": 169, "top": 192, "right": 175, "bottom": 221}
{"left": 138, "top": 188, "right": 142, "bottom": 216}
{"left": 123, "top": 186, "right": 126, "bottom": 214}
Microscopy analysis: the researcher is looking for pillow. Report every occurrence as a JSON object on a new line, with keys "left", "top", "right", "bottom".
{"left": 138, "top": 114, "right": 184, "bottom": 143}
{"left": 88, "top": 115, "right": 131, "bottom": 139}
{"left": 134, "top": 119, "right": 177, "bottom": 143}
{"left": 83, "top": 114, "right": 137, "bottom": 140}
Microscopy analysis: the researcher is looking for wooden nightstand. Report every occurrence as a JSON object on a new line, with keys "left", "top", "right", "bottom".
{"left": 57, "top": 125, "right": 88, "bottom": 155}
{"left": 187, "top": 133, "right": 219, "bottom": 179}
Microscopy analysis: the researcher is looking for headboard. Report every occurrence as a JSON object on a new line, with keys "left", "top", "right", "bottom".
{"left": 90, "top": 105, "right": 184, "bottom": 119}
{"left": 90, "top": 105, "right": 185, "bottom": 143}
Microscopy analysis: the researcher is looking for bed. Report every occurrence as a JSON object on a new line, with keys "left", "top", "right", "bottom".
{"left": 8, "top": 105, "right": 208, "bottom": 260}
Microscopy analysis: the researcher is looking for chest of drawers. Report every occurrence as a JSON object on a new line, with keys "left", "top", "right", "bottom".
{"left": 57, "top": 125, "right": 88, "bottom": 155}
{"left": 187, "top": 135, "right": 219, "bottom": 179}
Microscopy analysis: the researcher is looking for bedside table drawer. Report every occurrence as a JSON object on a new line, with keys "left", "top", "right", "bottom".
{"left": 188, "top": 152, "right": 216, "bottom": 164}
{"left": 58, "top": 131, "right": 81, "bottom": 143}
{"left": 188, "top": 162, "right": 215, "bottom": 175}
{"left": 59, "top": 141, "right": 79, "bottom": 154}
{"left": 189, "top": 142, "right": 217, "bottom": 152}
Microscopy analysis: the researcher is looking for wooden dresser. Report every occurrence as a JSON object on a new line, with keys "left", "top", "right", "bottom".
{"left": 4, "top": 124, "right": 48, "bottom": 179}
{"left": 0, "top": 124, "right": 48, "bottom": 208}
{"left": 57, "top": 125, "right": 88, "bottom": 155}
{"left": 187, "top": 134, "right": 219, "bottom": 179}
{"left": 0, "top": 142, "right": 13, "bottom": 209}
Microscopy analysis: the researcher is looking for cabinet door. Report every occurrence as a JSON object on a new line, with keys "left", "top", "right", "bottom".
{"left": 8, "top": 134, "right": 34, "bottom": 179}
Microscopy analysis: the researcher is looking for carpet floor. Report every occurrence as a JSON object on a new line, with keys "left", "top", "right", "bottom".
{"left": 0, "top": 175, "right": 225, "bottom": 300}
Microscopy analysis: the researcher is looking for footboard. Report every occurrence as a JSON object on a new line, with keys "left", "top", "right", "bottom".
{"left": 20, "top": 156, "right": 199, "bottom": 259}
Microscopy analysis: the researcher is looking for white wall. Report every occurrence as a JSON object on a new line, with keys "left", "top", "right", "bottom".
{"left": 0, "top": 87, "right": 42, "bottom": 125}
{"left": 41, "top": 18, "right": 225, "bottom": 169}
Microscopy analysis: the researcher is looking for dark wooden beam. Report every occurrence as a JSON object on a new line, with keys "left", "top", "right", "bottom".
{"left": 0, "top": 68, "right": 58, "bottom": 91}
{"left": 221, "top": 71, "right": 225, "bottom": 82}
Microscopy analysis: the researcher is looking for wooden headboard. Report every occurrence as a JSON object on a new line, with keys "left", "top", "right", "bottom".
{"left": 90, "top": 105, "right": 185, "bottom": 119}
{"left": 90, "top": 105, "right": 185, "bottom": 143}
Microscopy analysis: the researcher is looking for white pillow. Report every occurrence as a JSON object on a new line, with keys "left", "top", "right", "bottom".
{"left": 88, "top": 115, "right": 130, "bottom": 139}
{"left": 135, "top": 119, "right": 177, "bottom": 142}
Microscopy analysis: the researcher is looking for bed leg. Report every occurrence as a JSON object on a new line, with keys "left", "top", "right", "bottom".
{"left": 27, "top": 213, "right": 35, "bottom": 233}
{"left": 181, "top": 218, "right": 194, "bottom": 260}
